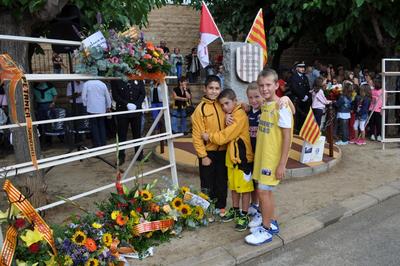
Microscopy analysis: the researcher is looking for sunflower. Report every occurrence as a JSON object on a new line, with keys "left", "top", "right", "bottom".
{"left": 180, "top": 186, "right": 190, "bottom": 194}
{"left": 92, "top": 222, "right": 102, "bottom": 229}
{"left": 64, "top": 255, "right": 73, "bottom": 266}
{"left": 85, "top": 258, "right": 99, "bottom": 266}
{"left": 116, "top": 214, "right": 129, "bottom": 226}
{"left": 141, "top": 190, "right": 153, "bottom": 201}
{"left": 111, "top": 210, "right": 121, "bottom": 220}
{"left": 180, "top": 204, "right": 192, "bottom": 218}
{"left": 172, "top": 197, "right": 183, "bottom": 210}
{"left": 198, "top": 192, "right": 209, "bottom": 201}
{"left": 84, "top": 238, "right": 97, "bottom": 252}
{"left": 194, "top": 206, "right": 205, "bottom": 220}
{"left": 71, "top": 230, "right": 87, "bottom": 246}
{"left": 102, "top": 233, "right": 113, "bottom": 247}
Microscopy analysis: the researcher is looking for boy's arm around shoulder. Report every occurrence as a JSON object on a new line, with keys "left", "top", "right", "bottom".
{"left": 209, "top": 112, "right": 246, "bottom": 145}
{"left": 191, "top": 107, "right": 207, "bottom": 158}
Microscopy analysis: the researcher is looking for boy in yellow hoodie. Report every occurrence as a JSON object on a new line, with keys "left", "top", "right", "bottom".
{"left": 202, "top": 89, "right": 254, "bottom": 231}
{"left": 191, "top": 75, "right": 227, "bottom": 215}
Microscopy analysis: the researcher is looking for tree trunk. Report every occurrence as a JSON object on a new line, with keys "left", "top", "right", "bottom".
{"left": 0, "top": 13, "right": 47, "bottom": 208}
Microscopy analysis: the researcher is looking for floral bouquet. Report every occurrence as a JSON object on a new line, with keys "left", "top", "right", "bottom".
{"left": 55, "top": 214, "right": 116, "bottom": 266}
{"left": 325, "top": 86, "right": 342, "bottom": 101}
{"left": 75, "top": 26, "right": 171, "bottom": 79}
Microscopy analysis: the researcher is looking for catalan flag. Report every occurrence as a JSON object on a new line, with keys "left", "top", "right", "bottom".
{"left": 245, "top": 9, "right": 267, "bottom": 64}
{"left": 299, "top": 108, "right": 321, "bottom": 144}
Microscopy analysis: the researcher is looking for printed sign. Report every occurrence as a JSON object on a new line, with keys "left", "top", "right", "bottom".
{"left": 236, "top": 44, "right": 263, "bottom": 83}
{"left": 300, "top": 136, "right": 326, "bottom": 163}
{"left": 82, "top": 31, "right": 107, "bottom": 49}
{"left": 183, "top": 192, "right": 210, "bottom": 210}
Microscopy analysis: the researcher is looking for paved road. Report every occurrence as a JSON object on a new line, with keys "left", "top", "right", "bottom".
{"left": 242, "top": 194, "right": 400, "bottom": 266}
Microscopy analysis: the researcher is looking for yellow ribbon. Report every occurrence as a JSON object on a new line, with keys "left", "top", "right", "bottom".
{"left": 0, "top": 54, "right": 38, "bottom": 169}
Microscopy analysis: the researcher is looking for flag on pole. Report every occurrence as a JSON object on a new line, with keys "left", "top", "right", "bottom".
{"left": 197, "top": 1, "right": 224, "bottom": 68}
{"left": 245, "top": 9, "right": 267, "bottom": 64}
{"left": 299, "top": 108, "right": 321, "bottom": 144}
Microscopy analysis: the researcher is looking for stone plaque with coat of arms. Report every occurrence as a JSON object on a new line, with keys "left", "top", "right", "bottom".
{"left": 236, "top": 44, "right": 263, "bottom": 83}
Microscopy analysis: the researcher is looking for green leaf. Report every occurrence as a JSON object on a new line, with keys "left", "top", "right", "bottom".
{"left": 355, "top": 0, "right": 364, "bottom": 8}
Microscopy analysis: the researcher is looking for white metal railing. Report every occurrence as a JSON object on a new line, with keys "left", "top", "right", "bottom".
{"left": 381, "top": 58, "right": 400, "bottom": 149}
{"left": 0, "top": 35, "right": 180, "bottom": 214}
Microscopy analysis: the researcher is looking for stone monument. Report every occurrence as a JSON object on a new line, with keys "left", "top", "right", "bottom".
{"left": 222, "top": 42, "right": 263, "bottom": 102}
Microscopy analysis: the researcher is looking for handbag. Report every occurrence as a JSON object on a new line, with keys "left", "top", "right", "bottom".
{"left": 185, "top": 99, "right": 195, "bottom": 116}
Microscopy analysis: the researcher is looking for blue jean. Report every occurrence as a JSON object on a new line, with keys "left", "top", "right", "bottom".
{"left": 337, "top": 118, "right": 349, "bottom": 142}
{"left": 89, "top": 114, "right": 106, "bottom": 147}
{"left": 176, "top": 64, "right": 182, "bottom": 80}
{"left": 171, "top": 109, "right": 187, "bottom": 133}
{"left": 151, "top": 102, "right": 163, "bottom": 130}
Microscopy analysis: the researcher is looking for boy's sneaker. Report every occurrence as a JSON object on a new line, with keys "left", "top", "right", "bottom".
{"left": 356, "top": 138, "right": 366, "bottom": 145}
{"left": 341, "top": 141, "right": 349, "bottom": 145}
{"left": 377, "top": 135, "right": 382, "bottom": 142}
{"left": 218, "top": 208, "right": 226, "bottom": 217}
{"left": 221, "top": 208, "right": 237, "bottom": 223}
{"left": 245, "top": 226, "right": 273, "bottom": 246}
{"left": 349, "top": 138, "right": 358, "bottom": 144}
{"left": 249, "top": 212, "right": 262, "bottom": 227}
{"left": 235, "top": 214, "right": 250, "bottom": 232}
{"left": 250, "top": 220, "right": 280, "bottom": 235}
{"left": 370, "top": 134, "right": 376, "bottom": 141}
{"left": 248, "top": 204, "right": 259, "bottom": 217}
{"left": 335, "top": 140, "right": 344, "bottom": 145}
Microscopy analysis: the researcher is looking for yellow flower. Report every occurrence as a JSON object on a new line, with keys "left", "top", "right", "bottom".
{"left": 198, "top": 192, "right": 209, "bottom": 201}
{"left": 130, "top": 210, "right": 140, "bottom": 224}
{"left": 92, "top": 222, "right": 102, "bottom": 229}
{"left": 85, "top": 258, "right": 99, "bottom": 266}
{"left": 153, "top": 51, "right": 160, "bottom": 58}
{"left": 71, "top": 230, "right": 87, "bottom": 246}
{"left": 111, "top": 210, "right": 120, "bottom": 220}
{"left": 194, "top": 206, "right": 205, "bottom": 220}
{"left": 63, "top": 255, "right": 73, "bottom": 266}
{"left": 141, "top": 190, "right": 153, "bottom": 201}
{"left": 145, "top": 231, "right": 153, "bottom": 238}
{"left": 180, "top": 186, "right": 190, "bottom": 194}
{"left": 102, "top": 233, "right": 113, "bottom": 247}
{"left": 20, "top": 228, "right": 44, "bottom": 247}
{"left": 172, "top": 197, "right": 183, "bottom": 210}
{"left": 180, "top": 204, "right": 192, "bottom": 218}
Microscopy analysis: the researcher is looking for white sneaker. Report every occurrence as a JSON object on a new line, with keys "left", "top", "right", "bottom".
{"left": 249, "top": 212, "right": 262, "bottom": 227}
{"left": 370, "top": 134, "right": 376, "bottom": 141}
{"left": 248, "top": 204, "right": 259, "bottom": 217}
{"left": 377, "top": 135, "right": 382, "bottom": 142}
{"left": 249, "top": 221, "right": 279, "bottom": 234}
{"left": 245, "top": 227, "right": 273, "bottom": 246}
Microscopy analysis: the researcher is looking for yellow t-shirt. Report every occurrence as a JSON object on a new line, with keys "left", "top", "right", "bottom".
{"left": 253, "top": 101, "right": 293, "bottom": 186}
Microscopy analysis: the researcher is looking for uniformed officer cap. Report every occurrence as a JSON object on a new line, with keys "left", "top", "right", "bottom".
{"left": 294, "top": 61, "right": 306, "bottom": 68}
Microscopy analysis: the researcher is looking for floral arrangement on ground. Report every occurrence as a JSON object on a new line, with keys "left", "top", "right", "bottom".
{"left": 74, "top": 25, "right": 171, "bottom": 80}
{"left": 0, "top": 176, "right": 213, "bottom": 265}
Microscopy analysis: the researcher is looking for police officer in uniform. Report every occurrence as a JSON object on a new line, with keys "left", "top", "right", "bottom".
{"left": 111, "top": 79, "right": 146, "bottom": 165}
{"left": 288, "top": 61, "right": 311, "bottom": 133}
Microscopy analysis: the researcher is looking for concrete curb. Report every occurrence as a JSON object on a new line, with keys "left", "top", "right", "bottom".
{"left": 171, "top": 178, "right": 400, "bottom": 265}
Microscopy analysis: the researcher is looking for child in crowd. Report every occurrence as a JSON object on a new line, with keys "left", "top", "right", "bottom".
{"left": 276, "top": 79, "right": 287, "bottom": 97}
{"left": 335, "top": 81, "right": 353, "bottom": 145}
{"left": 350, "top": 84, "right": 371, "bottom": 145}
{"left": 172, "top": 76, "right": 191, "bottom": 134}
{"left": 191, "top": 75, "right": 227, "bottom": 216}
{"left": 246, "top": 83, "right": 263, "bottom": 217}
{"left": 311, "top": 76, "right": 331, "bottom": 127}
{"left": 245, "top": 69, "right": 293, "bottom": 245}
{"left": 201, "top": 89, "right": 254, "bottom": 231}
{"left": 369, "top": 78, "right": 383, "bottom": 141}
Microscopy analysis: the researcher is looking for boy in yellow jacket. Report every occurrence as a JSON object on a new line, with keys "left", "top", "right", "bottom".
{"left": 245, "top": 69, "right": 293, "bottom": 246}
{"left": 202, "top": 89, "right": 254, "bottom": 231}
{"left": 191, "top": 75, "right": 227, "bottom": 215}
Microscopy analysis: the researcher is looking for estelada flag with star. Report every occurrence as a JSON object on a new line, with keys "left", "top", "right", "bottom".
{"left": 300, "top": 108, "right": 321, "bottom": 144}
{"left": 245, "top": 8, "right": 268, "bottom": 64}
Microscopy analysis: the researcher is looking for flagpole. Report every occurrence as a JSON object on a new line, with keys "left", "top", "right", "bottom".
{"left": 245, "top": 8, "right": 262, "bottom": 42}
{"left": 202, "top": 1, "right": 225, "bottom": 43}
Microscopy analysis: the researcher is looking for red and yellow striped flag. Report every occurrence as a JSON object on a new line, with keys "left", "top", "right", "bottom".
{"left": 245, "top": 9, "right": 267, "bottom": 64}
{"left": 300, "top": 108, "right": 321, "bottom": 144}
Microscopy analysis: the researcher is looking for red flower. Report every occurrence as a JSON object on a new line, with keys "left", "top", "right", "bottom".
{"left": 143, "top": 54, "right": 152, "bottom": 60}
{"left": 136, "top": 207, "right": 142, "bottom": 213}
{"left": 96, "top": 211, "right": 105, "bottom": 218}
{"left": 15, "top": 218, "right": 25, "bottom": 229}
{"left": 84, "top": 238, "right": 97, "bottom": 252}
{"left": 28, "top": 243, "right": 40, "bottom": 253}
{"left": 115, "top": 181, "right": 124, "bottom": 195}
